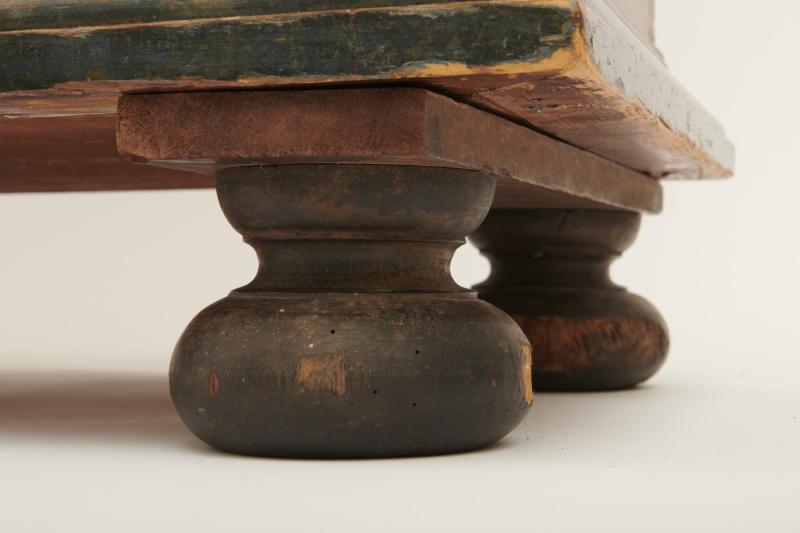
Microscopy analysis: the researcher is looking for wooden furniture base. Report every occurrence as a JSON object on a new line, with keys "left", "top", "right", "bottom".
{"left": 170, "top": 165, "right": 532, "bottom": 457}
{"left": 114, "top": 87, "right": 685, "bottom": 455}
{"left": 470, "top": 209, "right": 668, "bottom": 390}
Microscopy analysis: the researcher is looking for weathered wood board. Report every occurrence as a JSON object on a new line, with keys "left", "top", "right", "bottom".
{"left": 117, "top": 88, "right": 662, "bottom": 212}
{"left": 0, "top": 0, "right": 733, "bottom": 188}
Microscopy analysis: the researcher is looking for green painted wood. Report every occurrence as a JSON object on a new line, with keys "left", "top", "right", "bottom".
{"left": 0, "top": 0, "right": 449, "bottom": 32}
{"left": 0, "top": 3, "right": 573, "bottom": 92}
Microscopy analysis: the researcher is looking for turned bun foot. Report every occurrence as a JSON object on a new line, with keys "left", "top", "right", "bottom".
{"left": 470, "top": 209, "right": 668, "bottom": 391}
{"left": 170, "top": 165, "right": 532, "bottom": 457}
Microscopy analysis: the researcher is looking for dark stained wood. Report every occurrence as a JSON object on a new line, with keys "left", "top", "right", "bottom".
{"left": 0, "top": 0, "right": 441, "bottom": 31}
{"left": 470, "top": 209, "right": 668, "bottom": 390}
{"left": 117, "top": 88, "right": 663, "bottom": 213}
{"left": 0, "top": 0, "right": 734, "bottom": 182}
{"left": 0, "top": 114, "right": 207, "bottom": 193}
{"left": 171, "top": 165, "right": 532, "bottom": 457}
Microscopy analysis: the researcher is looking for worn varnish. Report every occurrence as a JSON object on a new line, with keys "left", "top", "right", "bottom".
{"left": 0, "top": 0, "right": 733, "bottom": 186}
{"left": 169, "top": 165, "right": 532, "bottom": 457}
{"left": 470, "top": 209, "right": 668, "bottom": 390}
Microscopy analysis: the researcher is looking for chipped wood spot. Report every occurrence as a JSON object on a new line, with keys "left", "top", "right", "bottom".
{"left": 397, "top": 46, "right": 580, "bottom": 79}
{"left": 522, "top": 343, "right": 534, "bottom": 406}
{"left": 515, "top": 315, "right": 666, "bottom": 372}
{"left": 295, "top": 353, "right": 347, "bottom": 396}
{"left": 208, "top": 370, "right": 219, "bottom": 400}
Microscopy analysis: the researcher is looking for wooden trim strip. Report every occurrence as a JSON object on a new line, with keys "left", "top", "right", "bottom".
{"left": 117, "top": 88, "right": 662, "bottom": 212}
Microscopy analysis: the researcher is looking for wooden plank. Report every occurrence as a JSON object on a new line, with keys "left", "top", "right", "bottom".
{"left": 116, "top": 88, "right": 662, "bottom": 212}
{"left": 0, "top": 115, "right": 208, "bottom": 193}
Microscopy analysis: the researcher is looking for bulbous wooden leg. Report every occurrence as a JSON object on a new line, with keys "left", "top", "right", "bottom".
{"left": 170, "top": 165, "right": 532, "bottom": 457}
{"left": 470, "top": 209, "right": 668, "bottom": 391}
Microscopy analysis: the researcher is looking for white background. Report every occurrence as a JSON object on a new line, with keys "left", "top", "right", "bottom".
{"left": 1, "top": 1, "right": 798, "bottom": 531}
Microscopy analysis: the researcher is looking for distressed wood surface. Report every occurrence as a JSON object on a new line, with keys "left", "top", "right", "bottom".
{"left": 116, "top": 88, "right": 662, "bottom": 212}
{"left": 0, "top": 0, "right": 733, "bottom": 183}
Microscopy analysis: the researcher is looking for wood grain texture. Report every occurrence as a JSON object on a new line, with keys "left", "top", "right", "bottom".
{"left": 0, "top": 114, "right": 207, "bottom": 193}
{"left": 0, "top": 0, "right": 733, "bottom": 182}
{"left": 116, "top": 88, "right": 663, "bottom": 213}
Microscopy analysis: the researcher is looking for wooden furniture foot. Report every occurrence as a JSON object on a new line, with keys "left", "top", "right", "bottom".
{"left": 169, "top": 165, "right": 532, "bottom": 457}
{"left": 470, "top": 209, "right": 668, "bottom": 391}
{"left": 114, "top": 86, "right": 699, "bottom": 453}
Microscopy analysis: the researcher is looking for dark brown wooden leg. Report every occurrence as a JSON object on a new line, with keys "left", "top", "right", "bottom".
{"left": 470, "top": 209, "right": 668, "bottom": 391}
{"left": 169, "top": 165, "right": 532, "bottom": 457}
